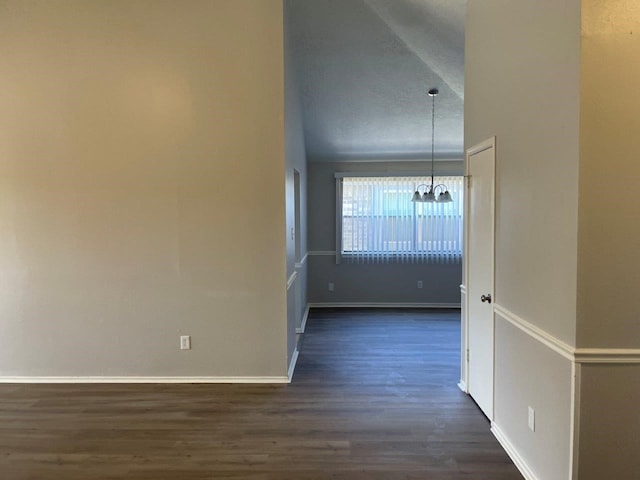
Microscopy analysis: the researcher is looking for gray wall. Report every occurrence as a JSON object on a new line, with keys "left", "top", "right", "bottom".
{"left": 307, "top": 161, "right": 462, "bottom": 305}
{"left": 467, "top": 2, "right": 640, "bottom": 479}
{"left": 576, "top": 0, "right": 640, "bottom": 348}
{"left": 0, "top": 0, "right": 288, "bottom": 379}
{"left": 466, "top": 1, "right": 581, "bottom": 345}
{"left": 284, "top": 1, "right": 308, "bottom": 360}
{"left": 466, "top": 0, "right": 581, "bottom": 477}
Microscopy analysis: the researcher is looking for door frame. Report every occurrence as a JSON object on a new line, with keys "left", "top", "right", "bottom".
{"left": 461, "top": 136, "right": 496, "bottom": 419}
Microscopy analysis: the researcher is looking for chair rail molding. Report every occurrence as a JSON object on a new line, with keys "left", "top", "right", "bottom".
{"left": 286, "top": 270, "right": 298, "bottom": 290}
{"left": 295, "top": 252, "right": 309, "bottom": 269}
{"left": 493, "top": 303, "right": 574, "bottom": 361}
{"left": 574, "top": 348, "right": 640, "bottom": 364}
{"left": 494, "top": 303, "right": 640, "bottom": 364}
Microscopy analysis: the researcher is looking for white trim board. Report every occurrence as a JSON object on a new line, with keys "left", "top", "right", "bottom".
{"left": 491, "top": 423, "right": 540, "bottom": 480}
{"left": 0, "top": 376, "right": 290, "bottom": 384}
{"left": 286, "top": 270, "right": 298, "bottom": 290}
{"left": 333, "top": 171, "right": 463, "bottom": 178}
{"left": 308, "top": 156, "right": 463, "bottom": 164}
{"left": 294, "top": 252, "right": 309, "bottom": 269}
{"left": 574, "top": 348, "right": 640, "bottom": 364}
{"left": 307, "top": 302, "right": 461, "bottom": 309}
{"left": 570, "top": 362, "right": 580, "bottom": 480}
{"left": 296, "top": 305, "right": 310, "bottom": 334}
{"left": 287, "top": 348, "right": 299, "bottom": 383}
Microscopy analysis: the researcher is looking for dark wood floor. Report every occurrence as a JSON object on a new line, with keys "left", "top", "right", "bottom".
{"left": 0, "top": 308, "right": 522, "bottom": 479}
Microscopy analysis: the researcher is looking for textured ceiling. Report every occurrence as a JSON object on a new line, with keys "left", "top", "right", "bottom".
{"left": 286, "top": 0, "right": 466, "bottom": 161}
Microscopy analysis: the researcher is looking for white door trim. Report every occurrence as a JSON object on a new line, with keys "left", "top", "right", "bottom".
{"left": 464, "top": 136, "right": 496, "bottom": 420}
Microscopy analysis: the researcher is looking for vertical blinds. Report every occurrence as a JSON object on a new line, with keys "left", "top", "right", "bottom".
{"left": 339, "top": 176, "right": 463, "bottom": 263}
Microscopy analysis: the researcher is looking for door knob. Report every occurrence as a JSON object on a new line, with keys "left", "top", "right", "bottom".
{"left": 481, "top": 294, "right": 492, "bottom": 303}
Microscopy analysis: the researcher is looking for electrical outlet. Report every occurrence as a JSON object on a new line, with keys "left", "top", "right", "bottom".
{"left": 417, "top": 280, "right": 424, "bottom": 289}
{"left": 528, "top": 406, "right": 535, "bottom": 432}
{"left": 328, "top": 282, "right": 334, "bottom": 292}
{"left": 180, "top": 335, "right": 191, "bottom": 350}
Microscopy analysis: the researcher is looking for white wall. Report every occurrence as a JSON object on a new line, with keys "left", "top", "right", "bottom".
{"left": 307, "top": 160, "right": 463, "bottom": 305}
{"left": 494, "top": 316, "right": 573, "bottom": 480}
{"left": 0, "top": 0, "right": 288, "bottom": 379}
{"left": 465, "top": 0, "right": 581, "bottom": 478}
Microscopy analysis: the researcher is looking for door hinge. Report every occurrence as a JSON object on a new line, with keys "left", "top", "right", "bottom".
{"left": 465, "top": 175, "right": 472, "bottom": 188}
{"left": 466, "top": 349, "right": 470, "bottom": 362}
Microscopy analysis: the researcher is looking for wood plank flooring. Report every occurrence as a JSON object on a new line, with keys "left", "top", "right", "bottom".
{"left": 0, "top": 308, "right": 522, "bottom": 479}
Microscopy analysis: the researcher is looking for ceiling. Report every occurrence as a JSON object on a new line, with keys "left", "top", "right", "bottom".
{"left": 286, "top": 0, "right": 466, "bottom": 162}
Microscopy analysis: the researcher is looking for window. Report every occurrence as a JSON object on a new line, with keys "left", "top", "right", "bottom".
{"left": 337, "top": 175, "right": 463, "bottom": 263}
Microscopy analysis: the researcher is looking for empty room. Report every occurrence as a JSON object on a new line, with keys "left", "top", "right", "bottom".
{"left": 0, "top": 1, "right": 638, "bottom": 479}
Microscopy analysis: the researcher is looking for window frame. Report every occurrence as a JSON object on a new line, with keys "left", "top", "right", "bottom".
{"left": 335, "top": 172, "right": 464, "bottom": 264}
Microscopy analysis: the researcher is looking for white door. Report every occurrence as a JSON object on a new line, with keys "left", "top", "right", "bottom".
{"left": 465, "top": 137, "right": 495, "bottom": 420}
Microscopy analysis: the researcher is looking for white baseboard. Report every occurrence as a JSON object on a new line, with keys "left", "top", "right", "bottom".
{"left": 307, "top": 302, "right": 461, "bottom": 309}
{"left": 287, "top": 348, "right": 299, "bottom": 383}
{"left": 0, "top": 376, "right": 290, "bottom": 384}
{"left": 457, "top": 380, "right": 467, "bottom": 393}
{"left": 491, "top": 422, "right": 540, "bottom": 480}
{"left": 296, "top": 305, "right": 311, "bottom": 334}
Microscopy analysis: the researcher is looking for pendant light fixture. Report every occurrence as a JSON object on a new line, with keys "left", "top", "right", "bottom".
{"left": 411, "top": 88, "right": 453, "bottom": 203}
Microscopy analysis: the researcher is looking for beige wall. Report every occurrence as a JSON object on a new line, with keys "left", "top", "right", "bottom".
{"left": 577, "top": 0, "right": 640, "bottom": 348}
{"left": 576, "top": 364, "right": 640, "bottom": 480}
{"left": 575, "top": 2, "right": 640, "bottom": 477}
{"left": 0, "top": 0, "right": 288, "bottom": 378}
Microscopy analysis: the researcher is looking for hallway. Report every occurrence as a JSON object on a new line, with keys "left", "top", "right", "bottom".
{"left": 0, "top": 309, "right": 521, "bottom": 479}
